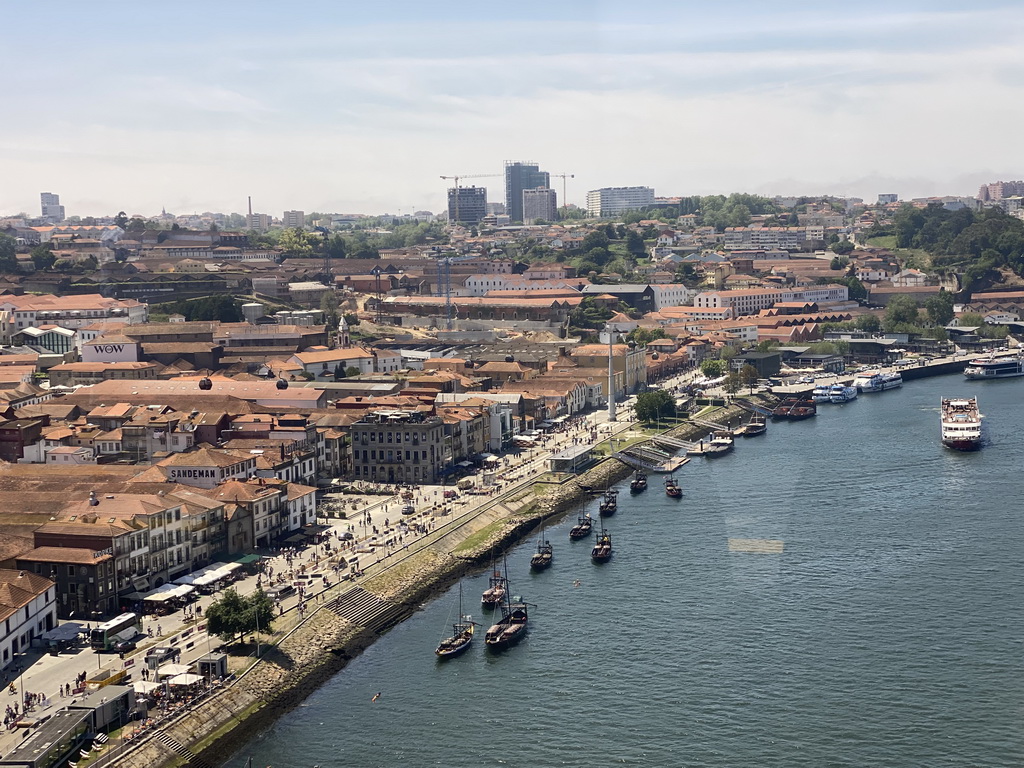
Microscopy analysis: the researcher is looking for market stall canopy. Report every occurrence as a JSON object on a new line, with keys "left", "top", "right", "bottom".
{"left": 156, "top": 663, "right": 191, "bottom": 678}
{"left": 133, "top": 681, "right": 161, "bottom": 694}
{"left": 143, "top": 584, "right": 194, "bottom": 602}
{"left": 168, "top": 673, "right": 204, "bottom": 687}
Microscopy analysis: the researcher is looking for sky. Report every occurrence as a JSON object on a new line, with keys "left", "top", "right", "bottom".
{"left": 3, "top": 0, "right": 1024, "bottom": 218}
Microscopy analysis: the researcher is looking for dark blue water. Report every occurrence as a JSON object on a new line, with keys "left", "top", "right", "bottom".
{"left": 230, "top": 375, "right": 1024, "bottom": 767}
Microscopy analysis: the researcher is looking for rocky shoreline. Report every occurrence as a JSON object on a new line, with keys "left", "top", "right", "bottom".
{"left": 113, "top": 400, "right": 764, "bottom": 768}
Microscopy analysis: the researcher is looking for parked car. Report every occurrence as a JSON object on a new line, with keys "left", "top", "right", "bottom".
{"left": 114, "top": 637, "right": 138, "bottom": 653}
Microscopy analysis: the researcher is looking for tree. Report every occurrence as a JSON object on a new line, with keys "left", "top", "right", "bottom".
{"left": 635, "top": 389, "right": 675, "bottom": 422}
{"left": 31, "top": 244, "right": 56, "bottom": 271}
{"left": 739, "top": 363, "right": 759, "bottom": 392}
{"left": 626, "top": 327, "right": 668, "bottom": 345}
{"left": 114, "top": 211, "right": 129, "bottom": 229}
{"left": 719, "top": 346, "right": 738, "bottom": 363}
{"left": 126, "top": 217, "right": 147, "bottom": 233}
{"left": 279, "top": 228, "right": 314, "bottom": 258}
{"left": 320, "top": 290, "right": 340, "bottom": 323}
{"left": 830, "top": 240, "right": 854, "bottom": 255}
{"left": 854, "top": 314, "right": 881, "bottom": 333}
{"left": 884, "top": 294, "right": 921, "bottom": 330}
{"left": 205, "top": 588, "right": 273, "bottom": 643}
{"left": 723, "top": 371, "right": 742, "bottom": 395}
{"left": 582, "top": 230, "right": 610, "bottom": 253}
{"left": 0, "top": 234, "right": 18, "bottom": 273}
{"left": 957, "top": 311, "right": 985, "bottom": 327}
{"left": 925, "top": 290, "right": 955, "bottom": 326}
{"left": 625, "top": 230, "right": 646, "bottom": 257}
{"left": 343, "top": 312, "right": 360, "bottom": 327}
{"left": 345, "top": 366, "right": 362, "bottom": 378}
{"left": 569, "top": 296, "right": 614, "bottom": 329}
{"left": 334, "top": 363, "right": 346, "bottom": 380}
{"left": 700, "top": 359, "right": 726, "bottom": 378}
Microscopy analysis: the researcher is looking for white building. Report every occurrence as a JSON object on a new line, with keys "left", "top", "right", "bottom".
{"left": 586, "top": 187, "right": 655, "bottom": 217}
{"left": 0, "top": 294, "right": 147, "bottom": 331}
{"left": 282, "top": 210, "right": 305, "bottom": 228}
{"left": 246, "top": 213, "right": 272, "bottom": 232}
{"left": 650, "top": 283, "right": 698, "bottom": 310}
{"left": 0, "top": 570, "right": 57, "bottom": 670}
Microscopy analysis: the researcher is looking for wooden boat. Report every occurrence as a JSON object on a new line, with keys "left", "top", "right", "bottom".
{"left": 484, "top": 574, "right": 530, "bottom": 652}
{"left": 569, "top": 513, "right": 593, "bottom": 540}
{"left": 735, "top": 415, "right": 767, "bottom": 437}
{"left": 530, "top": 525, "right": 553, "bottom": 570}
{"left": 629, "top": 470, "right": 648, "bottom": 493}
{"left": 772, "top": 397, "right": 817, "bottom": 420}
{"left": 480, "top": 565, "right": 508, "bottom": 610}
{"left": 591, "top": 523, "right": 613, "bottom": 563}
{"left": 665, "top": 474, "right": 682, "bottom": 498}
{"left": 598, "top": 487, "right": 618, "bottom": 516}
{"left": 435, "top": 585, "right": 477, "bottom": 659}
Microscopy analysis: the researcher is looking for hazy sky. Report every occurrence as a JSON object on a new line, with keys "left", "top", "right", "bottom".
{"left": 3, "top": 0, "right": 1023, "bottom": 217}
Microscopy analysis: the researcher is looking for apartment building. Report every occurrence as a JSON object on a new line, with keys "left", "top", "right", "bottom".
{"left": 586, "top": 187, "right": 655, "bottom": 217}
{"left": 0, "top": 570, "right": 56, "bottom": 669}
{"left": 0, "top": 294, "right": 147, "bottom": 332}
{"left": 349, "top": 410, "right": 445, "bottom": 484}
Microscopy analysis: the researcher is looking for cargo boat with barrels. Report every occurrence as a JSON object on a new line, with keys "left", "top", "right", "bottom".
{"left": 772, "top": 397, "right": 816, "bottom": 420}
{"left": 480, "top": 565, "right": 508, "bottom": 610}
{"left": 569, "top": 512, "right": 593, "bottom": 540}
{"left": 591, "top": 523, "right": 613, "bottom": 563}
{"left": 629, "top": 470, "right": 648, "bottom": 493}
{"left": 598, "top": 488, "right": 618, "bottom": 516}
{"left": 484, "top": 582, "right": 530, "bottom": 652}
{"left": 529, "top": 525, "right": 553, "bottom": 571}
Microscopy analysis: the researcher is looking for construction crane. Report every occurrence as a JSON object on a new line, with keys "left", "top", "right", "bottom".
{"left": 551, "top": 173, "right": 574, "bottom": 210}
{"left": 431, "top": 246, "right": 481, "bottom": 330}
{"left": 439, "top": 173, "right": 502, "bottom": 224}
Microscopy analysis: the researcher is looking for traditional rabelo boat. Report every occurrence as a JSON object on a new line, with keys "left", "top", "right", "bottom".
{"left": 735, "top": 415, "right": 767, "bottom": 437}
{"left": 480, "top": 564, "right": 508, "bottom": 610}
{"left": 530, "top": 525, "right": 553, "bottom": 570}
{"left": 598, "top": 487, "right": 618, "bottom": 516}
{"left": 629, "top": 470, "right": 648, "bottom": 493}
{"left": 435, "top": 585, "right": 477, "bottom": 659}
{"left": 665, "top": 474, "right": 682, "bottom": 498}
{"left": 591, "top": 523, "right": 613, "bottom": 563}
{"left": 569, "top": 513, "right": 593, "bottom": 540}
{"left": 484, "top": 582, "right": 530, "bottom": 652}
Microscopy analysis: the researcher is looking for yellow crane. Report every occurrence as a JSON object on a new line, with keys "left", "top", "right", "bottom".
{"left": 440, "top": 173, "right": 502, "bottom": 224}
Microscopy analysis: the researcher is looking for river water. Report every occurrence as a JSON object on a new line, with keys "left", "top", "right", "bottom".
{"left": 228, "top": 374, "right": 1024, "bottom": 767}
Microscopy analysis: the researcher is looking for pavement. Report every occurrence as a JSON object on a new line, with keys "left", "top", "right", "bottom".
{"left": 0, "top": 397, "right": 650, "bottom": 757}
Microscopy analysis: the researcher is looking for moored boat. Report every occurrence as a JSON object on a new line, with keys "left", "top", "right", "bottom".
{"left": 964, "top": 352, "right": 1024, "bottom": 380}
{"left": 629, "top": 470, "right": 648, "bottom": 494}
{"left": 590, "top": 523, "right": 613, "bottom": 563}
{"left": 569, "top": 513, "right": 593, "bottom": 540}
{"left": 941, "top": 396, "right": 982, "bottom": 451}
{"left": 598, "top": 488, "right": 618, "bottom": 516}
{"left": 828, "top": 383, "right": 858, "bottom": 403}
{"left": 852, "top": 372, "right": 885, "bottom": 393}
{"left": 772, "top": 397, "right": 817, "bottom": 420}
{"left": 530, "top": 526, "right": 553, "bottom": 571}
{"left": 811, "top": 384, "right": 832, "bottom": 403}
{"left": 881, "top": 372, "right": 902, "bottom": 390}
{"left": 435, "top": 585, "right": 477, "bottom": 659}
{"left": 665, "top": 474, "right": 682, "bottom": 498}
{"left": 735, "top": 415, "right": 767, "bottom": 436}
{"left": 480, "top": 567, "right": 508, "bottom": 610}
{"left": 484, "top": 577, "right": 530, "bottom": 652}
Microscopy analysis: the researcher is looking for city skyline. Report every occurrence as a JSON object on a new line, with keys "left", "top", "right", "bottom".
{"left": 2, "top": 0, "right": 1023, "bottom": 216}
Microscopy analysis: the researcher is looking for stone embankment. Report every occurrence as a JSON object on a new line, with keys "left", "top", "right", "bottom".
{"left": 112, "top": 400, "right": 768, "bottom": 768}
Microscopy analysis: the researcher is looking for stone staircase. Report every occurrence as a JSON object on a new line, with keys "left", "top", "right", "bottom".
{"left": 153, "top": 731, "right": 217, "bottom": 768}
{"left": 326, "top": 587, "right": 410, "bottom": 634}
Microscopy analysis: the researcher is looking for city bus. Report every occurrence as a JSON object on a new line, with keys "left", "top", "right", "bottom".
{"left": 90, "top": 612, "right": 142, "bottom": 652}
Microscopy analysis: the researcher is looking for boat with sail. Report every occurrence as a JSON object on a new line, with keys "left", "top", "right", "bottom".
{"left": 629, "top": 470, "right": 648, "bottom": 493}
{"left": 435, "top": 585, "right": 477, "bottom": 659}
{"left": 569, "top": 512, "right": 593, "bottom": 540}
{"left": 590, "top": 522, "right": 613, "bottom": 563}
{"left": 940, "top": 396, "right": 982, "bottom": 451}
{"left": 529, "top": 524, "right": 553, "bottom": 571}
{"left": 665, "top": 474, "right": 682, "bottom": 498}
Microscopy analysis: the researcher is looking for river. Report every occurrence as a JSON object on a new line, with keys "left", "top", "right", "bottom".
{"left": 227, "top": 374, "right": 1024, "bottom": 767}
